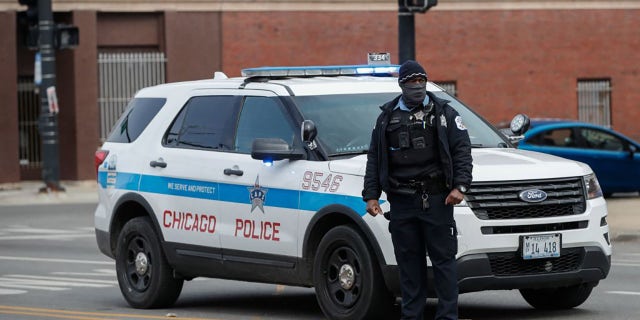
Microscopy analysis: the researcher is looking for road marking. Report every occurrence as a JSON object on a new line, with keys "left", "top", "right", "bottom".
{"left": 52, "top": 269, "right": 116, "bottom": 277}
{"left": 0, "top": 309, "right": 105, "bottom": 320}
{"left": 0, "top": 288, "right": 27, "bottom": 295}
{"left": 0, "top": 226, "right": 95, "bottom": 241}
{"left": 613, "top": 259, "right": 640, "bottom": 263}
{"left": 0, "top": 233, "right": 95, "bottom": 240}
{"left": 607, "top": 291, "right": 640, "bottom": 296}
{"left": 5, "top": 274, "right": 117, "bottom": 284}
{"left": 0, "top": 282, "right": 68, "bottom": 291}
{"left": 3, "top": 227, "right": 83, "bottom": 234}
{"left": 0, "top": 305, "right": 222, "bottom": 320}
{"left": 0, "top": 255, "right": 112, "bottom": 265}
{"left": 0, "top": 271, "right": 118, "bottom": 294}
{"left": 611, "top": 262, "right": 640, "bottom": 267}
{"left": 0, "top": 277, "right": 114, "bottom": 288}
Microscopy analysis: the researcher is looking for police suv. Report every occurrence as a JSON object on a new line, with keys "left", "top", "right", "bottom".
{"left": 94, "top": 63, "right": 611, "bottom": 320}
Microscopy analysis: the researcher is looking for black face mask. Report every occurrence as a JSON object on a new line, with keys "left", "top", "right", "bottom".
{"left": 400, "top": 82, "right": 427, "bottom": 108}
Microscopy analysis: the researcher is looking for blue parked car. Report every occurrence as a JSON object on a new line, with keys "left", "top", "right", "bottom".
{"left": 516, "top": 120, "right": 640, "bottom": 196}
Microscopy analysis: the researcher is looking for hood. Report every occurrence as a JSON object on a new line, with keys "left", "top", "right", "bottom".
{"left": 329, "top": 155, "right": 368, "bottom": 176}
{"left": 327, "top": 149, "right": 593, "bottom": 181}
{"left": 471, "top": 148, "right": 592, "bottom": 182}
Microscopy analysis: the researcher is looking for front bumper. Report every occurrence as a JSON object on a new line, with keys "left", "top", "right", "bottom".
{"left": 457, "top": 246, "right": 610, "bottom": 292}
{"left": 382, "top": 246, "right": 611, "bottom": 296}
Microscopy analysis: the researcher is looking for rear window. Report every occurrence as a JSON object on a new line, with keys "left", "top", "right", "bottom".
{"left": 107, "top": 98, "right": 166, "bottom": 143}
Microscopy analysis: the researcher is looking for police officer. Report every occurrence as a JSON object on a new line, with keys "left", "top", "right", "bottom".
{"left": 362, "top": 60, "right": 473, "bottom": 320}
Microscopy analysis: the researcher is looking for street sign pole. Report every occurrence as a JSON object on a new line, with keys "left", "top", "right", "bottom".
{"left": 398, "top": 0, "right": 438, "bottom": 64}
{"left": 37, "top": 0, "right": 64, "bottom": 192}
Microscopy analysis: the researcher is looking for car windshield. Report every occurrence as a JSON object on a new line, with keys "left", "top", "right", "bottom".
{"left": 294, "top": 90, "right": 508, "bottom": 157}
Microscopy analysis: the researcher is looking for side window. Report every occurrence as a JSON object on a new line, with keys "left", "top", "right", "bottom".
{"left": 164, "top": 96, "right": 240, "bottom": 150}
{"left": 107, "top": 98, "right": 166, "bottom": 143}
{"left": 235, "top": 96, "right": 297, "bottom": 154}
{"left": 580, "top": 128, "right": 624, "bottom": 151}
{"left": 529, "top": 129, "right": 575, "bottom": 147}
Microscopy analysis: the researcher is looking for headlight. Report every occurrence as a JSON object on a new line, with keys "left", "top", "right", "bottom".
{"left": 583, "top": 173, "right": 603, "bottom": 199}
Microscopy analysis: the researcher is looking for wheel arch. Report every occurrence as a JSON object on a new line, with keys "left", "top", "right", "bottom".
{"left": 302, "top": 204, "right": 387, "bottom": 270}
{"left": 107, "top": 192, "right": 164, "bottom": 257}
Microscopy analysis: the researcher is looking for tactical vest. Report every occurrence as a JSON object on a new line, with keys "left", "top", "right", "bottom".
{"left": 386, "top": 102, "right": 443, "bottom": 182}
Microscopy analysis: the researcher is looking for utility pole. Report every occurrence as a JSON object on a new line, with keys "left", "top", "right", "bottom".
{"left": 18, "top": 0, "right": 79, "bottom": 191}
{"left": 37, "top": 0, "right": 64, "bottom": 191}
{"left": 397, "top": 0, "right": 438, "bottom": 64}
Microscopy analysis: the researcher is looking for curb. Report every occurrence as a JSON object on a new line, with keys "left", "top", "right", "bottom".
{"left": 611, "top": 233, "right": 640, "bottom": 243}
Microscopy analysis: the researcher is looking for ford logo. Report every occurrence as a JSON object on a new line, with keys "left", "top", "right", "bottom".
{"left": 519, "top": 189, "right": 547, "bottom": 203}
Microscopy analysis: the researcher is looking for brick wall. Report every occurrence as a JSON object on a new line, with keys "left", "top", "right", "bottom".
{"left": 222, "top": 9, "right": 640, "bottom": 141}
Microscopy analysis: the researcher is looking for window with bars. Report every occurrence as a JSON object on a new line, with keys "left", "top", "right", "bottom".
{"left": 98, "top": 51, "right": 166, "bottom": 141}
{"left": 434, "top": 81, "right": 457, "bottom": 97}
{"left": 577, "top": 79, "right": 611, "bottom": 127}
{"left": 17, "top": 77, "right": 41, "bottom": 169}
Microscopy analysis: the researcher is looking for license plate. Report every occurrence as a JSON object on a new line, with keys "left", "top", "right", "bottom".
{"left": 521, "top": 233, "right": 561, "bottom": 260}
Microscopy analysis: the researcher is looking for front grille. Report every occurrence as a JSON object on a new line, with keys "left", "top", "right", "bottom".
{"left": 488, "top": 248, "right": 584, "bottom": 276}
{"left": 466, "top": 178, "right": 586, "bottom": 220}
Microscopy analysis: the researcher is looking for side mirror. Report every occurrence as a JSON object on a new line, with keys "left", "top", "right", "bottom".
{"left": 251, "top": 138, "right": 305, "bottom": 161}
{"left": 301, "top": 120, "right": 318, "bottom": 150}
{"left": 629, "top": 144, "right": 637, "bottom": 158}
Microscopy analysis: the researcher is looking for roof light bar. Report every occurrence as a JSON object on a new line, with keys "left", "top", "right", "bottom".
{"left": 241, "top": 64, "right": 400, "bottom": 78}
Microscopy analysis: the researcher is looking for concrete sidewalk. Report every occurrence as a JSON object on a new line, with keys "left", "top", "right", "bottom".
{"left": 1, "top": 180, "right": 638, "bottom": 242}
{"left": 0, "top": 180, "right": 98, "bottom": 206}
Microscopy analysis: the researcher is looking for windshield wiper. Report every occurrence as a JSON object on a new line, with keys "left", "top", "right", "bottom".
{"left": 331, "top": 150, "right": 369, "bottom": 157}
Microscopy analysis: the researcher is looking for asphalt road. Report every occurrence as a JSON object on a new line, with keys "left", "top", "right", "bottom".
{"left": 0, "top": 202, "right": 639, "bottom": 320}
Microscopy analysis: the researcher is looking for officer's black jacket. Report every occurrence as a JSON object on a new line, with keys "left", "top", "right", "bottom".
{"left": 362, "top": 91, "right": 473, "bottom": 201}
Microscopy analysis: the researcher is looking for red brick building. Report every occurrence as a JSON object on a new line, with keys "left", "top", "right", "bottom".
{"left": 1, "top": 0, "right": 639, "bottom": 184}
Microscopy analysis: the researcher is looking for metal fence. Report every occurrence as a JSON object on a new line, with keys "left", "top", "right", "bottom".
{"left": 577, "top": 79, "right": 611, "bottom": 127}
{"left": 98, "top": 52, "right": 166, "bottom": 140}
{"left": 17, "top": 77, "right": 42, "bottom": 169}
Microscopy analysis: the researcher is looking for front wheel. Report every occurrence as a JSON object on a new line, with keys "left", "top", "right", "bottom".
{"left": 313, "top": 225, "right": 395, "bottom": 320}
{"left": 520, "top": 282, "right": 596, "bottom": 310}
{"left": 115, "top": 217, "right": 184, "bottom": 308}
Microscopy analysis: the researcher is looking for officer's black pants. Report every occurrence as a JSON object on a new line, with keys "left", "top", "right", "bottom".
{"left": 388, "top": 192, "right": 458, "bottom": 320}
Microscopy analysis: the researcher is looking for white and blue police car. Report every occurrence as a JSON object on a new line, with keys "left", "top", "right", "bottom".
{"left": 94, "top": 62, "right": 611, "bottom": 320}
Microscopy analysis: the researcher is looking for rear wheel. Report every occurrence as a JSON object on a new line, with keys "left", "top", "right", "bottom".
{"left": 115, "top": 217, "right": 183, "bottom": 308}
{"left": 313, "top": 225, "right": 395, "bottom": 320}
{"left": 520, "top": 282, "right": 595, "bottom": 309}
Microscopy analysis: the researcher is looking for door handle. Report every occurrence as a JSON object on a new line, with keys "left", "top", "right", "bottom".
{"left": 224, "top": 168, "right": 244, "bottom": 176}
{"left": 150, "top": 158, "right": 167, "bottom": 168}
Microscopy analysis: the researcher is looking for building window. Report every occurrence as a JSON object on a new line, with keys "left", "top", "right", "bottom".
{"left": 434, "top": 81, "right": 457, "bottom": 97}
{"left": 577, "top": 79, "right": 611, "bottom": 127}
{"left": 98, "top": 51, "right": 167, "bottom": 141}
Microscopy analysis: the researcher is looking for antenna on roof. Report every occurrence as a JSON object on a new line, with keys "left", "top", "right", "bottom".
{"left": 213, "top": 71, "right": 228, "bottom": 80}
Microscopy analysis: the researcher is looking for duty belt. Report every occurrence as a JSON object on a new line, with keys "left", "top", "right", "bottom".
{"left": 388, "top": 175, "right": 448, "bottom": 196}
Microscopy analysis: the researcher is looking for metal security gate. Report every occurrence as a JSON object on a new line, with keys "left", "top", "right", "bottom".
{"left": 17, "top": 77, "right": 42, "bottom": 170}
{"left": 98, "top": 52, "right": 166, "bottom": 140}
{"left": 577, "top": 79, "right": 611, "bottom": 127}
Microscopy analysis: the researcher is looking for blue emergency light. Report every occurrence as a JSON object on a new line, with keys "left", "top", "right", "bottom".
{"left": 241, "top": 64, "right": 400, "bottom": 77}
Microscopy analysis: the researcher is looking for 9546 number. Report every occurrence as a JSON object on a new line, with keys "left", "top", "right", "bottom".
{"left": 301, "top": 171, "right": 343, "bottom": 192}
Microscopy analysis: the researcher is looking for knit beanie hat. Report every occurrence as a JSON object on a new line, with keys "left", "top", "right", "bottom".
{"left": 398, "top": 60, "right": 428, "bottom": 83}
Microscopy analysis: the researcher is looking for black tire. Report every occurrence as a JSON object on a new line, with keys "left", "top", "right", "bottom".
{"left": 520, "top": 282, "right": 595, "bottom": 310}
{"left": 313, "top": 225, "right": 395, "bottom": 320}
{"left": 115, "top": 216, "right": 184, "bottom": 308}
